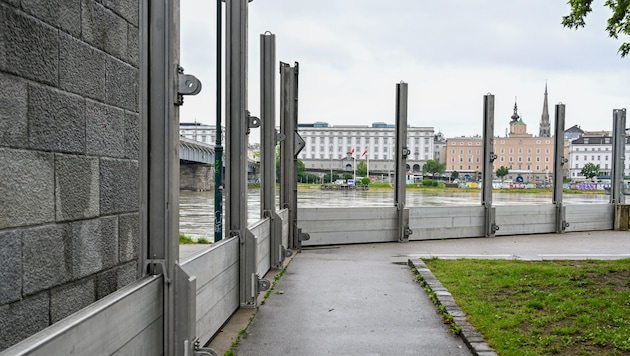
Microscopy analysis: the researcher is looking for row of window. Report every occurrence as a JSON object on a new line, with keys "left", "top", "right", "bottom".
{"left": 448, "top": 139, "right": 553, "bottom": 146}
{"left": 450, "top": 148, "right": 551, "bottom": 155}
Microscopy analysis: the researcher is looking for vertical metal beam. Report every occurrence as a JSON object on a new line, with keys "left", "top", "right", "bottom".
{"left": 143, "top": 0, "right": 179, "bottom": 353}
{"left": 280, "top": 62, "right": 304, "bottom": 249}
{"left": 214, "top": 0, "right": 224, "bottom": 243}
{"left": 394, "top": 82, "right": 410, "bottom": 242}
{"left": 553, "top": 104, "right": 568, "bottom": 233}
{"left": 611, "top": 109, "right": 626, "bottom": 205}
{"left": 482, "top": 94, "right": 498, "bottom": 237}
{"left": 226, "top": 0, "right": 258, "bottom": 308}
{"left": 260, "top": 32, "right": 285, "bottom": 268}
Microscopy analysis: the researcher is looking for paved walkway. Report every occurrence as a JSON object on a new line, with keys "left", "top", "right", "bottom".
{"left": 215, "top": 231, "right": 630, "bottom": 355}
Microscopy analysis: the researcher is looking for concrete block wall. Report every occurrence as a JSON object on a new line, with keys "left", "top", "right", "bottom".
{"left": 0, "top": 0, "right": 140, "bottom": 350}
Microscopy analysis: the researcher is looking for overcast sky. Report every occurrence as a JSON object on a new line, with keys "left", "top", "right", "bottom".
{"left": 180, "top": 0, "right": 629, "bottom": 141}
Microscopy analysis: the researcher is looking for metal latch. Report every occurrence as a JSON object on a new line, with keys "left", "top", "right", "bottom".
{"left": 176, "top": 66, "right": 202, "bottom": 106}
{"left": 490, "top": 152, "right": 498, "bottom": 162}
{"left": 247, "top": 111, "right": 261, "bottom": 132}
{"left": 144, "top": 258, "right": 170, "bottom": 284}
{"left": 402, "top": 148, "right": 411, "bottom": 158}
{"left": 193, "top": 339, "right": 217, "bottom": 356}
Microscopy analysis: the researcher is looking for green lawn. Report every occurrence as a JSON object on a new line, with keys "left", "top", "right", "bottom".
{"left": 423, "top": 259, "right": 630, "bottom": 356}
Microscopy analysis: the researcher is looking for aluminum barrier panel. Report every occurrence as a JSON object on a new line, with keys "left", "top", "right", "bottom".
{"left": 409, "top": 206, "right": 485, "bottom": 240}
{"left": 181, "top": 238, "right": 239, "bottom": 344}
{"left": 298, "top": 207, "right": 398, "bottom": 246}
{"left": 251, "top": 218, "right": 272, "bottom": 277}
{"left": 280, "top": 208, "right": 290, "bottom": 248}
{"left": 566, "top": 204, "right": 614, "bottom": 232}
{"left": 0, "top": 276, "right": 163, "bottom": 356}
{"left": 495, "top": 205, "right": 556, "bottom": 235}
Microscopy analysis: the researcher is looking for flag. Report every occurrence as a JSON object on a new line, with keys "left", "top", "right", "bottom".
{"left": 361, "top": 146, "right": 368, "bottom": 158}
{"left": 349, "top": 148, "right": 355, "bottom": 156}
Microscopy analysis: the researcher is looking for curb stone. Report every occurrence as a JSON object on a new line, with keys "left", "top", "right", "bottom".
{"left": 408, "top": 259, "right": 499, "bottom": 356}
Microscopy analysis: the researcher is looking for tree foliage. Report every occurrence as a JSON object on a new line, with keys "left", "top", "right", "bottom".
{"left": 451, "top": 171, "right": 459, "bottom": 180}
{"left": 356, "top": 161, "right": 368, "bottom": 176}
{"left": 422, "top": 159, "right": 445, "bottom": 175}
{"left": 496, "top": 166, "right": 509, "bottom": 179}
{"left": 562, "top": 0, "right": 630, "bottom": 57}
{"left": 580, "top": 162, "right": 601, "bottom": 179}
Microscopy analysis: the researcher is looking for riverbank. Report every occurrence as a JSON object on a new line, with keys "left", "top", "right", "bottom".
{"left": 293, "top": 183, "right": 606, "bottom": 195}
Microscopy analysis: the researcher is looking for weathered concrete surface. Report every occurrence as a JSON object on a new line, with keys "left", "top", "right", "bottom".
{"left": 236, "top": 246, "right": 471, "bottom": 356}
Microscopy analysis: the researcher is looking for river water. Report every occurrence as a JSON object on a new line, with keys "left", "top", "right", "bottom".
{"left": 179, "top": 188, "right": 610, "bottom": 239}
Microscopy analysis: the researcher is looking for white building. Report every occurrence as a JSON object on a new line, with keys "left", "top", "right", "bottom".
{"left": 179, "top": 122, "right": 223, "bottom": 144}
{"left": 297, "top": 122, "right": 435, "bottom": 175}
{"left": 568, "top": 135, "right": 630, "bottom": 180}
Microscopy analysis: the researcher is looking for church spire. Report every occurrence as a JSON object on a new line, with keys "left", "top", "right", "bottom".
{"left": 539, "top": 83, "right": 551, "bottom": 137}
{"left": 511, "top": 97, "right": 520, "bottom": 122}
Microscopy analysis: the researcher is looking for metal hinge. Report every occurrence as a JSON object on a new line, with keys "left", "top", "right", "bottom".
{"left": 144, "top": 258, "right": 170, "bottom": 284}
{"left": 176, "top": 65, "right": 202, "bottom": 106}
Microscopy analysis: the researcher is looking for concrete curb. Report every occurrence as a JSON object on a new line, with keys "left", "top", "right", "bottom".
{"left": 408, "top": 259, "right": 499, "bottom": 356}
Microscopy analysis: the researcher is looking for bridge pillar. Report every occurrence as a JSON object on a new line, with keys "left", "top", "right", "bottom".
{"left": 394, "top": 82, "right": 411, "bottom": 242}
{"left": 553, "top": 104, "right": 568, "bottom": 233}
{"left": 481, "top": 94, "right": 498, "bottom": 237}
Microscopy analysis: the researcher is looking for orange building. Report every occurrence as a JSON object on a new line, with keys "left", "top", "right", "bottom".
{"left": 445, "top": 87, "right": 556, "bottom": 183}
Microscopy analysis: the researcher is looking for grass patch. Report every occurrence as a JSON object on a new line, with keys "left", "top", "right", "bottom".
{"left": 179, "top": 232, "right": 212, "bottom": 244}
{"left": 423, "top": 258, "right": 630, "bottom": 356}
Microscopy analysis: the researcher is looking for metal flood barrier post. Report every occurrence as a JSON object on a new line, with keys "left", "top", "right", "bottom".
{"left": 611, "top": 109, "right": 626, "bottom": 205}
{"left": 553, "top": 103, "right": 568, "bottom": 233}
{"left": 141, "top": 0, "right": 209, "bottom": 354}
{"left": 280, "top": 61, "right": 307, "bottom": 249}
{"left": 260, "top": 32, "right": 289, "bottom": 268}
{"left": 481, "top": 94, "right": 498, "bottom": 237}
{"left": 225, "top": 0, "right": 268, "bottom": 308}
{"left": 394, "top": 82, "right": 411, "bottom": 242}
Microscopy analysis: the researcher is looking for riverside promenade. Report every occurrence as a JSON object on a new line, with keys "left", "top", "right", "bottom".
{"left": 206, "top": 230, "right": 630, "bottom": 355}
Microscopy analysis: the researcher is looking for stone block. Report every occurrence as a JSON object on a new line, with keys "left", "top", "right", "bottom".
{"left": 22, "top": 224, "right": 72, "bottom": 295}
{"left": 124, "top": 111, "right": 139, "bottom": 159}
{"left": 28, "top": 85, "right": 86, "bottom": 154}
{"left": 96, "top": 267, "right": 118, "bottom": 299}
{"left": 0, "top": 230, "right": 21, "bottom": 304}
{"left": 21, "top": 0, "right": 81, "bottom": 36}
{"left": 100, "top": 158, "right": 139, "bottom": 214}
{"left": 0, "top": 292, "right": 49, "bottom": 351}
{"left": 59, "top": 33, "right": 106, "bottom": 101}
{"left": 55, "top": 154, "right": 100, "bottom": 222}
{"left": 101, "top": 0, "right": 138, "bottom": 26}
{"left": 119, "top": 213, "right": 139, "bottom": 262}
{"left": 86, "top": 100, "right": 125, "bottom": 157}
{"left": 50, "top": 278, "right": 95, "bottom": 323}
{"left": 0, "top": 5, "right": 59, "bottom": 86}
{"left": 0, "top": 148, "right": 54, "bottom": 229}
{"left": 81, "top": 0, "right": 127, "bottom": 59}
{"left": 105, "top": 56, "right": 138, "bottom": 111}
{"left": 127, "top": 24, "right": 139, "bottom": 67}
{"left": 117, "top": 260, "right": 138, "bottom": 289}
{"left": 0, "top": 72, "right": 28, "bottom": 147}
{"left": 71, "top": 217, "right": 118, "bottom": 278}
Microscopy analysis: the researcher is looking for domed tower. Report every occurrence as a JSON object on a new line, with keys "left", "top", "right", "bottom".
{"left": 509, "top": 98, "right": 529, "bottom": 137}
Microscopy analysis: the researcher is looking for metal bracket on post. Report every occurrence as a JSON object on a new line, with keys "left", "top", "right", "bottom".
{"left": 257, "top": 275, "right": 271, "bottom": 294}
{"left": 193, "top": 339, "right": 217, "bottom": 356}
{"left": 176, "top": 66, "right": 202, "bottom": 106}
{"left": 144, "top": 259, "right": 171, "bottom": 284}
{"left": 297, "top": 227, "right": 310, "bottom": 242}
{"left": 246, "top": 110, "right": 261, "bottom": 133}
{"left": 294, "top": 132, "right": 306, "bottom": 157}
{"left": 555, "top": 203, "right": 569, "bottom": 233}
{"left": 484, "top": 206, "right": 499, "bottom": 236}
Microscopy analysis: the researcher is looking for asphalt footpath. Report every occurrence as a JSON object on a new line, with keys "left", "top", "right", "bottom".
{"left": 214, "top": 230, "right": 630, "bottom": 355}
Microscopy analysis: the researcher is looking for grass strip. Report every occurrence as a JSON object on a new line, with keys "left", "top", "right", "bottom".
{"left": 424, "top": 258, "right": 630, "bottom": 356}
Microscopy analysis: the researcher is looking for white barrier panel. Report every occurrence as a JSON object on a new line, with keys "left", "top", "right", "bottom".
{"left": 0, "top": 276, "right": 163, "bottom": 356}
{"left": 409, "top": 206, "right": 485, "bottom": 240}
{"left": 496, "top": 204, "right": 556, "bottom": 235}
{"left": 279, "top": 209, "right": 289, "bottom": 248}
{"left": 181, "top": 237, "right": 239, "bottom": 344}
{"left": 250, "top": 218, "right": 271, "bottom": 277}
{"left": 298, "top": 207, "right": 398, "bottom": 245}
{"left": 566, "top": 204, "right": 614, "bottom": 231}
